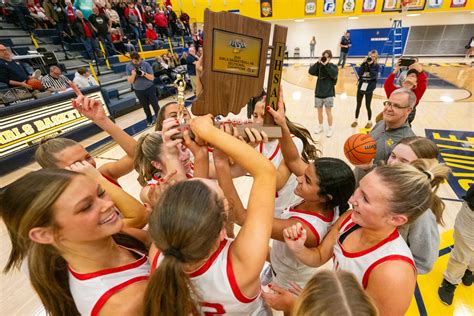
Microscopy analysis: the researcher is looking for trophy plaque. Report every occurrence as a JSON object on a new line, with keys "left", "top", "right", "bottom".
{"left": 191, "top": 9, "right": 287, "bottom": 138}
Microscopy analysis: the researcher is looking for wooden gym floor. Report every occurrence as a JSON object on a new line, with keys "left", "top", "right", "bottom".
{"left": 0, "top": 57, "right": 473, "bottom": 315}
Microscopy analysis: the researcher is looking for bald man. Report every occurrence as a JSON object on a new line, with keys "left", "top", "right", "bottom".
{"left": 0, "top": 44, "right": 36, "bottom": 89}
{"left": 41, "top": 66, "right": 71, "bottom": 92}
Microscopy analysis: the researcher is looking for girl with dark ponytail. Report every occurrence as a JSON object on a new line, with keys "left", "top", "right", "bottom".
{"left": 1, "top": 169, "right": 149, "bottom": 316}
{"left": 144, "top": 115, "right": 276, "bottom": 315}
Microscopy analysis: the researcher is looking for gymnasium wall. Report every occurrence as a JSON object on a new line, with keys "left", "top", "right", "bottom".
{"left": 270, "top": 12, "right": 474, "bottom": 58}
{"left": 174, "top": 0, "right": 473, "bottom": 22}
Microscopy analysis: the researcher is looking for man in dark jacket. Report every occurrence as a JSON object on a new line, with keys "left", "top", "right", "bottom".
{"left": 73, "top": 10, "right": 99, "bottom": 62}
{"left": 44, "top": 0, "right": 68, "bottom": 41}
{"left": 89, "top": 5, "right": 114, "bottom": 56}
{"left": 308, "top": 49, "right": 338, "bottom": 138}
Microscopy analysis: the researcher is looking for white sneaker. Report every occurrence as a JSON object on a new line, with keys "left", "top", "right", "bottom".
{"left": 314, "top": 126, "right": 323, "bottom": 134}
{"left": 326, "top": 128, "right": 333, "bottom": 138}
{"left": 32, "top": 69, "right": 42, "bottom": 79}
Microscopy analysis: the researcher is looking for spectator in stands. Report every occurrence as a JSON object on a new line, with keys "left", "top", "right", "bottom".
{"left": 126, "top": 2, "right": 142, "bottom": 40}
{"left": 0, "top": 44, "right": 38, "bottom": 90}
{"left": 145, "top": 23, "right": 161, "bottom": 49}
{"left": 27, "top": 0, "right": 49, "bottom": 29}
{"left": 8, "top": 0, "right": 30, "bottom": 31}
{"left": 126, "top": 52, "right": 159, "bottom": 126}
{"left": 72, "top": 10, "right": 100, "bottom": 62}
{"left": 111, "top": 27, "right": 134, "bottom": 54}
{"left": 92, "top": 0, "right": 107, "bottom": 14}
{"left": 166, "top": 5, "right": 178, "bottom": 37}
{"left": 65, "top": 0, "right": 76, "bottom": 25}
{"left": 180, "top": 52, "right": 187, "bottom": 66}
{"left": 105, "top": 3, "right": 120, "bottom": 28}
{"left": 144, "top": 5, "right": 154, "bottom": 24}
{"left": 114, "top": 0, "right": 127, "bottom": 28}
{"left": 74, "top": 0, "right": 94, "bottom": 19}
{"left": 89, "top": 5, "right": 114, "bottom": 56}
{"left": 384, "top": 59, "right": 427, "bottom": 124}
{"left": 73, "top": 67, "right": 98, "bottom": 88}
{"left": 41, "top": 66, "right": 71, "bottom": 92}
{"left": 44, "top": 0, "right": 68, "bottom": 41}
{"left": 152, "top": 56, "right": 167, "bottom": 77}
{"left": 186, "top": 46, "right": 199, "bottom": 94}
{"left": 179, "top": 10, "right": 191, "bottom": 36}
{"left": 154, "top": 9, "right": 169, "bottom": 39}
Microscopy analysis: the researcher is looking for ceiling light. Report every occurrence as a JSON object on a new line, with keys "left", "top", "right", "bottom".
{"left": 292, "top": 91, "right": 302, "bottom": 101}
{"left": 440, "top": 96, "right": 454, "bottom": 103}
{"left": 348, "top": 16, "right": 359, "bottom": 20}
{"left": 406, "top": 13, "right": 421, "bottom": 16}
{"left": 295, "top": 19, "right": 305, "bottom": 22}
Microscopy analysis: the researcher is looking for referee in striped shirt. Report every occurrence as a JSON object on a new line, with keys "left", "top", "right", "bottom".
{"left": 41, "top": 66, "right": 71, "bottom": 92}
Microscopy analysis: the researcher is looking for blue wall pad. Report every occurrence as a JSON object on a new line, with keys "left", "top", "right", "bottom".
{"left": 347, "top": 27, "right": 410, "bottom": 57}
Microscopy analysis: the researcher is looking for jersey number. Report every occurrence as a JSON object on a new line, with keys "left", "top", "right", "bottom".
{"left": 201, "top": 302, "right": 226, "bottom": 315}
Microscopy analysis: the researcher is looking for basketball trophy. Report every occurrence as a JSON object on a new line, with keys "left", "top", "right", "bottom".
{"left": 178, "top": 9, "right": 287, "bottom": 139}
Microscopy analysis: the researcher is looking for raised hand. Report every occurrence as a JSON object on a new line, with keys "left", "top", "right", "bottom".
{"left": 283, "top": 222, "right": 307, "bottom": 254}
{"left": 161, "top": 117, "right": 183, "bottom": 157}
{"left": 265, "top": 86, "right": 287, "bottom": 128}
{"left": 261, "top": 284, "right": 297, "bottom": 312}
{"left": 72, "top": 95, "right": 108, "bottom": 122}
{"left": 66, "top": 160, "right": 102, "bottom": 180}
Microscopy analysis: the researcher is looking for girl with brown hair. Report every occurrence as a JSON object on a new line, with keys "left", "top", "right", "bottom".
{"left": 144, "top": 115, "right": 276, "bottom": 315}
{"left": 34, "top": 95, "right": 147, "bottom": 228}
{"left": 1, "top": 169, "right": 149, "bottom": 316}
{"left": 282, "top": 159, "right": 449, "bottom": 315}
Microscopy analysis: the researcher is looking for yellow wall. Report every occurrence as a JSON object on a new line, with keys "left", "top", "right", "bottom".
{"left": 167, "top": 0, "right": 473, "bottom": 23}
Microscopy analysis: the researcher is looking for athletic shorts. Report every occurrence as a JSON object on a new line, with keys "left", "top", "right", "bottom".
{"left": 314, "top": 96, "right": 334, "bottom": 108}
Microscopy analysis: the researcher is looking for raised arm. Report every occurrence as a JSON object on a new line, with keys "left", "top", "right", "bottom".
{"left": 71, "top": 84, "right": 138, "bottom": 158}
{"left": 190, "top": 115, "right": 276, "bottom": 297}
{"left": 267, "top": 89, "right": 307, "bottom": 176}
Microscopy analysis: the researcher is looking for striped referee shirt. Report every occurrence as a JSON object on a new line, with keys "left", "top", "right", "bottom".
{"left": 41, "top": 74, "right": 70, "bottom": 91}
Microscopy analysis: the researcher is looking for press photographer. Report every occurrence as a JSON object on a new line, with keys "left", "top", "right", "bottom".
{"left": 126, "top": 52, "right": 160, "bottom": 126}
{"left": 351, "top": 50, "right": 379, "bottom": 129}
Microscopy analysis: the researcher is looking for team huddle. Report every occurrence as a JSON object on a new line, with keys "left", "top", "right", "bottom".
{"left": 0, "top": 82, "right": 457, "bottom": 316}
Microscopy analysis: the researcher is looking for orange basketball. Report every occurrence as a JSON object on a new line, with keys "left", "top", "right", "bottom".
{"left": 344, "top": 133, "right": 377, "bottom": 165}
{"left": 27, "top": 78, "right": 43, "bottom": 90}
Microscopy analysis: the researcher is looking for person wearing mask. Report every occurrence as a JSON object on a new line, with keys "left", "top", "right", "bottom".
{"left": 126, "top": 52, "right": 159, "bottom": 126}
{"left": 73, "top": 67, "right": 99, "bottom": 88}
{"left": 186, "top": 46, "right": 199, "bottom": 94}
{"left": 351, "top": 50, "right": 379, "bottom": 129}
{"left": 89, "top": 5, "right": 114, "bottom": 56}
{"left": 41, "top": 66, "right": 71, "bottom": 92}
{"left": 337, "top": 31, "right": 351, "bottom": 68}
{"left": 384, "top": 58, "right": 427, "bottom": 124}
{"left": 308, "top": 49, "right": 338, "bottom": 138}
{"left": 72, "top": 10, "right": 100, "bottom": 62}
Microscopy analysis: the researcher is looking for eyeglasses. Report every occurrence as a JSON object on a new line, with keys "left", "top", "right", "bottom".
{"left": 383, "top": 101, "right": 410, "bottom": 110}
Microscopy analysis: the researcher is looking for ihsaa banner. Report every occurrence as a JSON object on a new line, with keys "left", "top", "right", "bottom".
{"left": 305, "top": 0, "right": 316, "bottom": 15}
{"left": 323, "top": 0, "right": 336, "bottom": 14}
{"left": 343, "top": 0, "right": 356, "bottom": 12}
{"left": 260, "top": 0, "right": 273, "bottom": 17}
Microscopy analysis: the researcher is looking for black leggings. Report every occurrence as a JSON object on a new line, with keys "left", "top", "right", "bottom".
{"left": 355, "top": 90, "right": 373, "bottom": 120}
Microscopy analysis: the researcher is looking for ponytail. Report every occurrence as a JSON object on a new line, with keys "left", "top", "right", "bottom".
{"left": 35, "top": 138, "right": 79, "bottom": 168}
{"left": 143, "top": 256, "right": 197, "bottom": 315}
{"left": 286, "top": 118, "right": 320, "bottom": 163}
{"left": 375, "top": 159, "right": 450, "bottom": 224}
{"left": 134, "top": 133, "right": 164, "bottom": 186}
{"left": 410, "top": 159, "right": 450, "bottom": 225}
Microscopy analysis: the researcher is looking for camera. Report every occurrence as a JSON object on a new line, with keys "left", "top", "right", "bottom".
{"left": 134, "top": 66, "right": 144, "bottom": 76}
{"left": 320, "top": 56, "right": 327, "bottom": 63}
{"left": 366, "top": 57, "right": 372, "bottom": 63}
{"left": 399, "top": 58, "right": 416, "bottom": 67}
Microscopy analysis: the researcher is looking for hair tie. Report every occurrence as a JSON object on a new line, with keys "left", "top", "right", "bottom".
{"left": 422, "top": 170, "right": 433, "bottom": 181}
{"left": 163, "top": 247, "right": 184, "bottom": 261}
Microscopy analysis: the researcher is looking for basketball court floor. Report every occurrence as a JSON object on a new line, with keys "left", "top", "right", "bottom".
{"left": 1, "top": 57, "right": 473, "bottom": 315}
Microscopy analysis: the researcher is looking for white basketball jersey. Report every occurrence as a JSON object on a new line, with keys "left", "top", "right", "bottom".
{"left": 271, "top": 205, "right": 337, "bottom": 288}
{"left": 151, "top": 238, "right": 270, "bottom": 315}
{"left": 68, "top": 248, "right": 150, "bottom": 316}
{"left": 258, "top": 138, "right": 303, "bottom": 217}
{"left": 333, "top": 214, "right": 416, "bottom": 288}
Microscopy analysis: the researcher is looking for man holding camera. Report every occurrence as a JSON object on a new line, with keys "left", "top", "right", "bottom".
{"left": 308, "top": 49, "right": 338, "bottom": 138}
{"left": 384, "top": 57, "right": 427, "bottom": 124}
{"left": 126, "top": 52, "right": 159, "bottom": 126}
